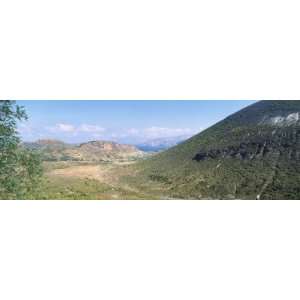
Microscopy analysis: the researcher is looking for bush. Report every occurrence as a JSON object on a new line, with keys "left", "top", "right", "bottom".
{"left": 0, "top": 100, "right": 43, "bottom": 199}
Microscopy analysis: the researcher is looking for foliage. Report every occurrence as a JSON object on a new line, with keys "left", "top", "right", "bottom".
{"left": 134, "top": 100, "right": 300, "bottom": 199}
{"left": 0, "top": 100, "right": 43, "bottom": 199}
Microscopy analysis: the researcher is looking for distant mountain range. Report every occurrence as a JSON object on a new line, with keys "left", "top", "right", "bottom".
{"left": 136, "top": 100, "right": 300, "bottom": 199}
{"left": 23, "top": 139, "right": 145, "bottom": 162}
{"left": 136, "top": 135, "right": 190, "bottom": 152}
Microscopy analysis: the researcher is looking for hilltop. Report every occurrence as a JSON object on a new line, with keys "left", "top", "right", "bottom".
{"left": 20, "top": 101, "right": 300, "bottom": 200}
{"left": 24, "top": 139, "right": 145, "bottom": 162}
{"left": 134, "top": 101, "right": 300, "bottom": 199}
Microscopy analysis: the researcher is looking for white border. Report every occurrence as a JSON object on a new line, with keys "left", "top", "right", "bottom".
{"left": 1, "top": 1, "right": 300, "bottom": 299}
{"left": 1, "top": 200, "right": 300, "bottom": 300}
{"left": 1, "top": 0, "right": 300, "bottom": 100}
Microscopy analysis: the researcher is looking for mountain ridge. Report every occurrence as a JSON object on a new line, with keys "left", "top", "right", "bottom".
{"left": 135, "top": 100, "right": 300, "bottom": 199}
{"left": 24, "top": 139, "right": 145, "bottom": 162}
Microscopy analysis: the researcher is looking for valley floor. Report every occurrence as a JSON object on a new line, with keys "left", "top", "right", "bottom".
{"left": 30, "top": 156, "right": 299, "bottom": 200}
{"left": 37, "top": 161, "right": 169, "bottom": 200}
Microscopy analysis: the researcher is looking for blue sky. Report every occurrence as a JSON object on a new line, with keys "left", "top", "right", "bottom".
{"left": 17, "top": 100, "right": 256, "bottom": 144}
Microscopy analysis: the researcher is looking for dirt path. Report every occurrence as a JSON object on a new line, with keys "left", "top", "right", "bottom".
{"left": 256, "top": 153, "right": 280, "bottom": 200}
{"left": 49, "top": 164, "right": 119, "bottom": 184}
{"left": 47, "top": 162, "right": 153, "bottom": 198}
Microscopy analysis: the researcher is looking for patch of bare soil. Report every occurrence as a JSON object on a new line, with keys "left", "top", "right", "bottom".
{"left": 45, "top": 160, "right": 169, "bottom": 199}
{"left": 46, "top": 162, "right": 148, "bottom": 196}
{"left": 48, "top": 164, "right": 117, "bottom": 183}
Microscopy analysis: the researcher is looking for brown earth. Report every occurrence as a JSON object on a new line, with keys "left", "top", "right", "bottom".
{"left": 44, "top": 160, "right": 170, "bottom": 199}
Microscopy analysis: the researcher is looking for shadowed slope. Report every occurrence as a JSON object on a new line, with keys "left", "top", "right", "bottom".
{"left": 136, "top": 101, "right": 300, "bottom": 199}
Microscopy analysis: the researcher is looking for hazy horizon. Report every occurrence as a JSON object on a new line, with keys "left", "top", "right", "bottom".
{"left": 17, "top": 100, "right": 256, "bottom": 145}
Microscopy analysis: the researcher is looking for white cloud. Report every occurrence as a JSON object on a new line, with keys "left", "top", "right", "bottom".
{"left": 46, "top": 123, "right": 105, "bottom": 135}
{"left": 57, "top": 123, "right": 76, "bottom": 132}
{"left": 143, "top": 127, "right": 197, "bottom": 139}
{"left": 33, "top": 123, "right": 200, "bottom": 143}
{"left": 78, "top": 124, "right": 106, "bottom": 133}
{"left": 126, "top": 128, "right": 140, "bottom": 135}
{"left": 47, "top": 123, "right": 76, "bottom": 133}
{"left": 109, "top": 126, "right": 200, "bottom": 142}
{"left": 18, "top": 123, "right": 33, "bottom": 134}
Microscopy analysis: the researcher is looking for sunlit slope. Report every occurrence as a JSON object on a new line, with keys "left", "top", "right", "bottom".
{"left": 24, "top": 140, "right": 145, "bottom": 162}
{"left": 137, "top": 101, "right": 300, "bottom": 199}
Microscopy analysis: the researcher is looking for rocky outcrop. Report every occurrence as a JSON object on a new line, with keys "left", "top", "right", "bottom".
{"left": 193, "top": 128, "right": 300, "bottom": 162}
{"left": 71, "top": 141, "right": 145, "bottom": 161}
{"left": 78, "top": 141, "right": 139, "bottom": 153}
{"left": 24, "top": 139, "right": 145, "bottom": 162}
{"left": 259, "top": 112, "right": 300, "bottom": 127}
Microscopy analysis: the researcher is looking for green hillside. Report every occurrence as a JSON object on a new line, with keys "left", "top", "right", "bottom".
{"left": 134, "top": 101, "right": 300, "bottom": 199}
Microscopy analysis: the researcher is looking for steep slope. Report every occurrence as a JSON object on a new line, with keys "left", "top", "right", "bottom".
{"left": 24, "top": 139, "right": 145, "bottom": 162}
{"left": 137, "top": 101, "right": 300, "bottom": 199}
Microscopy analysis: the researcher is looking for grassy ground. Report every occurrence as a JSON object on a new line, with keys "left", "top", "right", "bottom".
{"left": 28, "top": 152, "right": 300, "bottom": 200}
{"left": 32, "top": 161, "right": 169, "bottom": 200}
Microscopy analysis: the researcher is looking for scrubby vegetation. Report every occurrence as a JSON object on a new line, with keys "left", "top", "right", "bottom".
{"left": 133, "top": 101, "right": 300, "bottom": 199}
{"left": 1, "top": 100, "right": 299, "bottom": 200}
{"left": 0, "top": 101, "right": 43, "bottom": 199}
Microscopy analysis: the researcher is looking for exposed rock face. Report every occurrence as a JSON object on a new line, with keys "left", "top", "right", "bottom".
{"left": 22, "top": 101, "right": 300, "bottom": 199}
{"left": 193, "top": 128, "right": 300, "bottom": 162}
{"left": 79, "top": 141, "right": 139, "bottom": 153}
{"left": 140, "top": 101, "right": 300, "bottom": 199}
{"left": 259, "top": 112, "right": 300, "bottom": 126}
{"left": 24, "top": 139, "right": 145, "bottom": 162}
{"left": 68, "top": 141, "right": 145, "bottom": 161}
